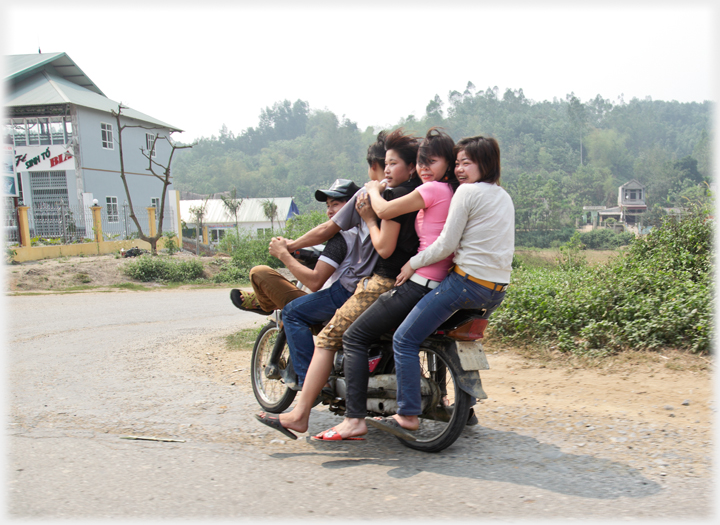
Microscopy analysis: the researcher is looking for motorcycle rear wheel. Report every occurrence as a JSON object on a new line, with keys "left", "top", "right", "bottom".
{"left": 396, "top": 345, "right": 471, "bottom": 453}
{"left": 251, "top": 321, "right": 297, "bottom": 413}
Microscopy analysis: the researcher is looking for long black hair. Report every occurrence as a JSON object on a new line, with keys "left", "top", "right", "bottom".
{"left": 418, "top": 127, "right": 458, "bottom": 191}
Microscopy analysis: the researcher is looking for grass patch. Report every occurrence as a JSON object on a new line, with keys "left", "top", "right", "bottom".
{"left": 74, "top": 272, "right": 91, "bottom": 283}
{"left": 110, "top": 283, "right": 153, "bottom": 291}
{"left": 514, "top": 248, "right": 621, "bottom": 270}
{"left": 225, "top": 325, "right": 265, "bottom": 351}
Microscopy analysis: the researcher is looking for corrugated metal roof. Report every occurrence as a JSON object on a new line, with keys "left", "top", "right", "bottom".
{"left": 180, "top": 198, "right": 297, "bottom": 225}
{"left": 6, "top": 53, "right": 105, "bottom": 96}
{"left": 6, "top": 70, "right": 181, "bottom": 131}
{"left": 5, "top": 52, "right": 181, "bottom": 131}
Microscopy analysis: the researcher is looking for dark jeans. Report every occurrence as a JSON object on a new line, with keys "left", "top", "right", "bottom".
{"left": 342, "top": 280, "right": 432, "bottom": 419}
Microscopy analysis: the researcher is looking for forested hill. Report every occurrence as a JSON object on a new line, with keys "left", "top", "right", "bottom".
{"left": 171, "top": 87, "right": 712, "bottom": 224}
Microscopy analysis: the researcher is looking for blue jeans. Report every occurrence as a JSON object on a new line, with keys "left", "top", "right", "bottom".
{"left": 392, "top": 271, "right": 506, "bottom": 416}
{"left": 282, "top": 280, "right": 353, "bottom": 386}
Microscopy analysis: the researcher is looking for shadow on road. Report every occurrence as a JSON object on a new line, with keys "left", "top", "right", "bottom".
{"left": 269, "top": 425, "right": 662, "bottom": 500}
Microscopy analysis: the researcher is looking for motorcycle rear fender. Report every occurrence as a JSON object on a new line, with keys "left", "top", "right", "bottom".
{"left": 422, "top": 339, "right": 488, "bottom": 401}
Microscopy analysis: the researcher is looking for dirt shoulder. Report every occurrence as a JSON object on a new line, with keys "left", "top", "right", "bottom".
{"left": 4, "top": 251, "right": 232, "bottom": 292}
{"left": 186, "top": 314, "right": 713, "bottom": 480}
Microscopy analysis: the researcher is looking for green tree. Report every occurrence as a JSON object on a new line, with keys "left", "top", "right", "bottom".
{"left": 219, "top": 188, "right": 244, "bottom": 238}
{"left": 261, "top": 199, "right": 279, "bottom": 231}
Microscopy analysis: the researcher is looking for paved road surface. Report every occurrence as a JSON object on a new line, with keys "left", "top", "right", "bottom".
{"left": 6, "top": 289, "right": 713, "bottom": 519}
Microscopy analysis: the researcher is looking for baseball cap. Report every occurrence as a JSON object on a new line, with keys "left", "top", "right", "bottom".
{"left": 315, "top": 179, "right": 361, "bottom": 202}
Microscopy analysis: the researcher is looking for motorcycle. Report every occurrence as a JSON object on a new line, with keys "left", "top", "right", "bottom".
{"left": 249, "top": 249, "right": 493, "bottom": 453}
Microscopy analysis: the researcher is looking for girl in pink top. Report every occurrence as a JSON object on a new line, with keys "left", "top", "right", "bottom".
{"left": 311, "top": 128, "right": 458, "bottom": 441}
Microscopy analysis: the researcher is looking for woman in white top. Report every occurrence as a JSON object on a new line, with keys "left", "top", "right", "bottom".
{"left": 384, "top": 135, "right": 515, "bottom": 433}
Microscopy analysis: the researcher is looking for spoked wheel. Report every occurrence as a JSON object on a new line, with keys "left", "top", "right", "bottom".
{"left": 396, "top": 345, "right": 471, "bottom": 453}
{"left": 250, "top": 321, "right": 297, "bottom": 413}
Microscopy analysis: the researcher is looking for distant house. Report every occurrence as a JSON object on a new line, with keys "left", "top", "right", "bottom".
{"left": 179, "top": 197, "right": 299, "bottom": 243}
{"left": 582, "top": 179, "right": 648, "bottom": 231}
{"left": 616, "top": 179, "right": 647, "bottom": 225}
{"left": 4, "top": 52, "right": 182, "bottom": 241}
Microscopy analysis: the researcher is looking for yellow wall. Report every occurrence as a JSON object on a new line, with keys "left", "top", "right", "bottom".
{"left": 10, "top": 237, "right": 180, "bottom": 263}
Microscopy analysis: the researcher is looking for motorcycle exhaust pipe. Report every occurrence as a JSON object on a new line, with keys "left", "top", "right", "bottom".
{"left": 334, "top": 375, "right": 437, "bottom": 415}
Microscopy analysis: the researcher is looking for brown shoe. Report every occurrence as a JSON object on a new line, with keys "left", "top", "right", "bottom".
{"left": 230, "top": 289, "right": 272, "bottom": 315}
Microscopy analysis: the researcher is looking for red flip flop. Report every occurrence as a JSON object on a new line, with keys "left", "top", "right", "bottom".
{"left": 311, "top": 427, "right": 366, "bottom": 441}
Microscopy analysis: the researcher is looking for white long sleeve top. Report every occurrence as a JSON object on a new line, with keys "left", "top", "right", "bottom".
{"left": 408, "top": 181, "right": 515, "bottom": 284}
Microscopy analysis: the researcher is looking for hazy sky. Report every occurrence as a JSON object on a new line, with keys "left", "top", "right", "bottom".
{"left": 2, "top": 1, "right": 717, "bottom": 143}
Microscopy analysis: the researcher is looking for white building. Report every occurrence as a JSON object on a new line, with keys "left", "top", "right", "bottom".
{"left": 180, "top": 197, "right": 299, "bottom": 243}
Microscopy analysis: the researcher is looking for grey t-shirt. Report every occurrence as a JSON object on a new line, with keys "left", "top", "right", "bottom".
{"left": 331, "top": 189, "right": 379, "bottom": 292}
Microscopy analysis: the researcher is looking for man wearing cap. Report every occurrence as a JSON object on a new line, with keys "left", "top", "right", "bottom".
{"left": 230, "top": 178, "right": 361, "bottom": 316}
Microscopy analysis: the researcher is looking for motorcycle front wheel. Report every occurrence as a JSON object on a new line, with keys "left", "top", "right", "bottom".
{"left": 250, "top": 321, "right": 297, "bottom": 413}
{"left": 397, "top": 345, "right": 471, "bottom": 453}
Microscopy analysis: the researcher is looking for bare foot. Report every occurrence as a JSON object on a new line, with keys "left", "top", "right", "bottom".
{"left": 277, "top": 411, "right": 309, "bottom": 433}
{"left": 327, "top": 418, "right": 367, "bottom": 439}
{"left": 386, "top": 414, "right": 419, "bottom": 431}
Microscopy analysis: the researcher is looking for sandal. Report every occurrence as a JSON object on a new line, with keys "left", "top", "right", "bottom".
{"left": 311, "top": 427, "right": 366, "bottom": 441}
{"left": 254, "top": 412, "right": 298, "bottom": 440}
{"left": 230, "top": 289, "right": 272, "bottom": 315}
{"left": 365, "top": 417, "right": 417, "bottom": 441}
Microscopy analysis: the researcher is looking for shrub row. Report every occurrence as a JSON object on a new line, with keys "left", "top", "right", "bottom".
{"left": 491, "top": 207, "right": 713, "bottom": 354}
{"left": 219, "top": 211, "right": 327, "bottom": 275}
{"left": 122, "top": 255, "right": 205, "bottom": 282}
{"left": 515, "top": 227, "right": 634, "bottom": 250}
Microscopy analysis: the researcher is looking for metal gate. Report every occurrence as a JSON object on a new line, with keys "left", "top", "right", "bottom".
{"left": 28, "top": 171, "right": 87, "bottom": 241}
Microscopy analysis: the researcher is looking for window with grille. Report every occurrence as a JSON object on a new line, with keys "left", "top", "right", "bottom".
{"left": 101, "top": 123, "right": 114, "bottom": 149}
{"left": 146, "top": 133, "right": 157, "bottom": 157}
{"left": 151, "top": 197, "right": 160, "bottom": 209}
{"left": 106, "top": 196, "right": 119, "bottom": 223}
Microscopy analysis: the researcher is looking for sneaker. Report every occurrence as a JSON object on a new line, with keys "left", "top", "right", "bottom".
{"left": 466, "top": 408, "right": 478, "bottom": 426}
{"left": 230, "top": 289, "right": 272, "bottom": 315}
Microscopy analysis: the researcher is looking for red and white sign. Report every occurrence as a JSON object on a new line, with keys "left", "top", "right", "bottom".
{"left": 14, "top": 145, "right": 74, "bottom": 172}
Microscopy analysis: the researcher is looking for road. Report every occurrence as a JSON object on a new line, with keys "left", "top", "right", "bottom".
{"left": 6, "top": 289, "right": 714, "bottom": 519}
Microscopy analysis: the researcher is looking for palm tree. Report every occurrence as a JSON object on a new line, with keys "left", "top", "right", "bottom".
{"left": 188, "top": 196, "right": 209, "bottom": 255}
{"left": 220, "top": 188, "right": 243, "bottom": 238}
{"left": 261, "top": 199, "right": 278, "bottom": 232}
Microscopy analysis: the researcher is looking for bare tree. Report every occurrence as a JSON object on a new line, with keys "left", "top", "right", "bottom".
{"left": 188, "top": 197, "right": 209, "bottom": 256}
{"left": 112, "top": 104, "right": 193, "bottom": 255}
{"left": 220, "top": 188, "right": 243, "bottom": 238}
{"left": 260, "top": 198, "right": 278, "bottom": 232}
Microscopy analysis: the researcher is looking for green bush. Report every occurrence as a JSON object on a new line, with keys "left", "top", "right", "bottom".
{"left": 122, "top": 255, "right": 205, "bottom": 282}
{"left": 211, "top": 261, "right": 248, "bottom": 283}
{"left": 492, "top": 206, "right": 713, "bottom": 354}
{"left": 283, "top": 210, "right": 327, "bottom": 240}
{"left": 220, "top": 211, "right": 328, "bottom": 274}
{"left": 163, "top": 231, "right": 179, "bottom": 255}
{"left": 225, "top": 230, "right": 283, "bottom": 274}
{"left": 515, "top": 228, "right": 575, "bottom": 248}
{"left": 578, "top": 228, "right": 634, "bottom": 250}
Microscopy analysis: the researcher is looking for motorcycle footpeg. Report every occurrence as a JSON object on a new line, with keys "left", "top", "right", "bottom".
{"left": 264, "top": 364, "right": 281, "bottom": 380}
